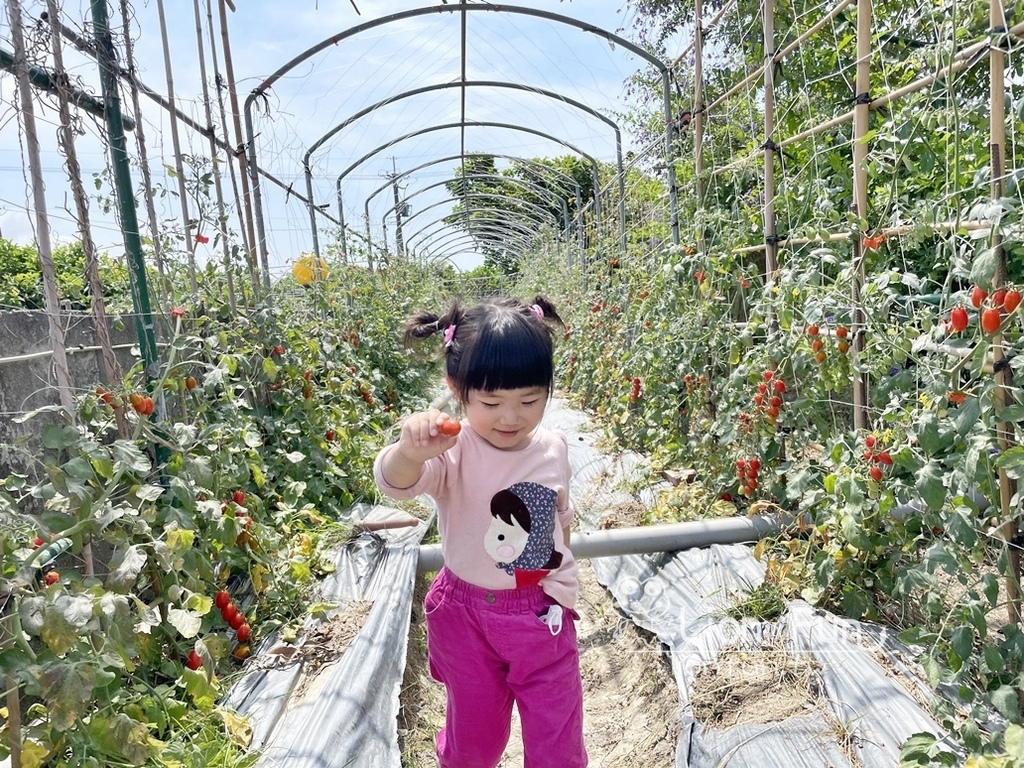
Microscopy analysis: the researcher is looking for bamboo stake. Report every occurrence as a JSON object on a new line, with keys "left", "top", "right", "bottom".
{"left": 671, "top": 0, "right": 736, "bottom": 68}
{"left": 118, "top": 0, "right": 169, "bottom": 315}
{"left": 206, "top": 0, "right": 251, "bottom": 301}
{"left": 714, "top": 19, "right": 1024, "bottom": 176}
{"left": 155, "top": 0, "right": 199, "bottom": 296}
{"left": 704, "top": 0, "right": 856, "bottom": 117}
{"left": 191, "top": 0, "right": 236, "bottom": 314}
{"left": 46, "top": 0, "right": 127, "bottom": 450}
{"left": 988, "top": 0, "right": 1022, "bottom": 627}
{"left": 218, "top": 0, "right": 261, "bottom": 295}
{"left": 849, "top": 0, "right": 872, "bottom": 432}
{"left": 6, "top": 0, "right": 75, "bottom": 414}
{"left": 730, "top": 220, "right": 990, "bottom": 254}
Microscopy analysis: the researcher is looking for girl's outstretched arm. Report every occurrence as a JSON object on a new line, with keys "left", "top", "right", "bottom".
{"left": 379, "top": 408, "right": 459, "bottom": 489}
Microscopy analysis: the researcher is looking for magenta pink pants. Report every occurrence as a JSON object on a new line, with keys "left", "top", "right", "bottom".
{"left": 424, "top": 567, "right": 587, "bottom": 768}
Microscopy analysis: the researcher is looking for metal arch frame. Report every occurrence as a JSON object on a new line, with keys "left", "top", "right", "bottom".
{"left": 334, "top": 121, "right": 602, "bottom": 268}
{"left": 379, "top": 175, "right": 569, "bottom": 253}
{"left": 420, "top": 235, "right": 533, "bottom": 268}
{"left": 413, "top": 224, "right": 539, "bottom": 265}
{"left": 304, "top": 79, "right": 625, "bottom": 258}
{"left": 406, "top": 211, "right": 547, "bottom": 256}
{"left": 388, "top": 195, "right": 555, "bottom": 255}
{"left": 407, "top": 215, "right": 543, "bottom": 258}
{"left": 244, "top": 3, "right": 679, "bottom": 283}
{"left": 362, "top": 153, "right": 585, "bottom": 246}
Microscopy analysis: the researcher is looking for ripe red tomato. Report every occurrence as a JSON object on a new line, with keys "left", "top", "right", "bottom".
{"left": 32, "top": 535, "right": 44, "bottom": 548}
{"left": 439, "top": 419, "right": 462, "bottom": 437}
{"left": 185, "top": 376, "right": 198, "bottom": 390}
{"left": 233, "top": 490, "right": 246, "bottom": 506}
{"left": 865, "top": 435, "right": 876, "bottom": 448}
{"left": 229, "top": 612, "right": 246, "bottom": 630}
{"left": 215, "top": 589, "right": 230, "bottom": 610}
{"left": 44, "top": 570, "right": 59, "bottom": 585}
{"left": 981, "top": 307, "right": 1001, "bottom": 335}
{"left": 325, "top": 429, "right": 336, "bottom": 441}
{"left": 769, "top": 396, "right": 782, "bottom": 408}
{"left": 971, "top": 286, "right": 988, "bottom": 308}
{"left": 993, "top": 289, "right": 1007, "bottom": 308}
{"left": 222, "top": 603, "right": 238, "bottom": 624}
{"left": 773, "top": 379, "right": 786, "bottom": 393}
{"left": 236, "top": 623, "right": 251, "bottom": 642}
{"left": 869, "top": 466, "right": 883, "bottom": 482}
{"left": 835, "top": 326, "right": 849, "bottom": 339}
{"left": 875, "top": 451, "right": 893, "bottom": 466}
{"left": 1005, "top": 290, "right": 1022, "bottom": 314}
{"left": 748, "top": 458, "right": 761, "bottom": 473}
{"left": 762, "top": 369, "right": 774, "bottom": 381}
{"left": 806, "top": 324, "right": 819, "bottom": 337}
{"left": 187, "top": 650, "right": 203, "bottom": 670}
{"left": 949, "top": 306, "right": 968, "bottom": 332}
{"left": 129, "top": 392, "right": 145, "bottom": 412}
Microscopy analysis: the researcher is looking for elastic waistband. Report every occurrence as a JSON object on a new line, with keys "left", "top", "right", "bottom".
{"left": 435, "top": 567, "right": 552, "bottom": 611}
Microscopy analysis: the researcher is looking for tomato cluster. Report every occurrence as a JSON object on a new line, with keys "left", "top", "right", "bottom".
{"left": 736, "top": 457, "right": 762, "bottom": 496}
{"left": 862, "top": 434, "right": 893, "bottom": 481}
{"left": 214, "top": 588, "right": 252, "bottom": 655}
{"left": 628, "top": 376, "right": 642, "bottom": 402}
{"left": 807, "top": 323, "right": 851, "bottom": 363}
{"left": 946, "top": 285, "right": 1022, "bottom": 336}
{"left": 128, "top": 392, "right": 155, "bottom": 416}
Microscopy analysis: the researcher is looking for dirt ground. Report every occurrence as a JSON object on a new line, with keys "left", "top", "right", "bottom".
{"left": 398, "top": 560, "right": 681, "bottom": 767}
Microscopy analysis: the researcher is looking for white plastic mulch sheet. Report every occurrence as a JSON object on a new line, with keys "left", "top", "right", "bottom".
{"left": 225, "top": 503, "right": 426, "bottom": 768}
{"left": 543, "top": 401, "right": 953, "bottom": 768}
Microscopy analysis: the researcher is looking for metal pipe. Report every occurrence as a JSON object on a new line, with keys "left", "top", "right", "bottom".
{"left": 416, "top": 515, "right": 786, "bottom": 574}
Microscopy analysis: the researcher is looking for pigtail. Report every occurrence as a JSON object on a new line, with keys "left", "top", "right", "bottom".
{"left": 529, "top": 295, "right": 564, "bottom": 326}
{"left": 402, "top": 301, "right": 465, "bottom": 347}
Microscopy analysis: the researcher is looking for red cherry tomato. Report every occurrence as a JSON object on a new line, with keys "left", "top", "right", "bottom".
{"left": 439, "top": 419, "right": 462, "bottom": 437}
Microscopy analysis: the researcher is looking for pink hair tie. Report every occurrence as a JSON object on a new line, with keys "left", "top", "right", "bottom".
{"left": 443, "top": 323, "right": 457, "bottom": 348}
{"left": 530, "top": 304, "right": 544, "bottom": 320}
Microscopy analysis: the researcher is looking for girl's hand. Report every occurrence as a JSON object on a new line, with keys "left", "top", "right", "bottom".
{"left": 395, "top": 409, "right": 460, "bottom": 463}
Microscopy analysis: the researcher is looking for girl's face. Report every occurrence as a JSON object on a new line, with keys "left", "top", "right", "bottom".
{"left": 458, "top": 384, "right": 548, "bottom": 451}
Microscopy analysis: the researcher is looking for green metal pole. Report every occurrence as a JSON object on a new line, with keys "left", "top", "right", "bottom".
{"left": 89, "top": 0, "right": 159, "bottom": 378}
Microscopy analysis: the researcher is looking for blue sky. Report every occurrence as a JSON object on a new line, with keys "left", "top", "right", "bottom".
{"left": 0, "top": 1, "right": 663, "bottom": 275}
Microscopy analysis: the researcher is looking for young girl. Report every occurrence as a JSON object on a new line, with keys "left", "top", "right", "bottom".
{"left": 374, "top": 296, "right": 587, "bottom": 768}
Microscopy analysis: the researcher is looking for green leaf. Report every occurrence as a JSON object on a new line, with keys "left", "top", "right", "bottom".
{"left": 42, "top": 423, "right": 77, "bottom": 449}
{"left": 915, "top": 461, "right": 947, "bottom": 510}
{"left": 243, "top": 429, "right": 264, "bottom": 449}
{"left": 262, "top": 357, "right": 279, "bottom": 379}
{"left": 167, "top": 607, "right": 202, "bottom": 639}
{"left": 111, "top": 441, "right": 152, "bottom": 474}
{"left": 983, "top": 645, "right": 1004, "bottom": 674}
{"left": 63, "top": 456, "right": 95, "bottom": 481}
{"left": 166, "top": 527, "right": 195, "bottom": 553}
{"left": 283, "top": 451, "right": 305, "bottom": 464}
{"left": 106, "top": 545, "right": 147, "bottom": 591}
{"left": 923, "top": 541, "right": 958, "bottom": 575}
{"left": 915, "top": 411, "right": 944, "bottom": 456}
{"left": 970, "top": 247, "right": 998, "bottom": 287}
{"left": 1004, "top": 723, "right": 1024, "bottom": 759}
{"left": 954, "top": 395, "right": 982, "bottom": 437}
{"left": 991, "top": 685, "right": 1022, "bottom": 724}
{"left": 949, "top": 625, "right": 974, "bottom": 666}
{"left": 41, "top": 606, "right": 79, "bottom": 656}
{"left": 135, "top": 484, "right": 165, "bottom": 502}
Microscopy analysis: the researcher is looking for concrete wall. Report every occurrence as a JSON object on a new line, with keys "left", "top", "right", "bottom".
{"left": 0, "top": 310, "right": 141, "bottom": 481}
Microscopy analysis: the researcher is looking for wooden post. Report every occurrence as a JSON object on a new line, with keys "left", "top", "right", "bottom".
{"left": 218, "top": 0, "right": 262, "bottom": 295}
{"left": 989, "top": 0, "right": 1022, "bottom": 627}
{"left": 850, "top": 0, "right": 872, "bottom": 431}
{"left": 6, "top": 0, "right": 76, "bottom": 414}
{"left": 191, "top": 0, "right": 236, "bottom": 314}
{"left": 155, "top": 0, "right": 199, "bottom": 295}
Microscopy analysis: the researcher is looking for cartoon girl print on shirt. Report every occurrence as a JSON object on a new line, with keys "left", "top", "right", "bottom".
{"left": 483, "top": 481, "right": 563, "bottom": 588}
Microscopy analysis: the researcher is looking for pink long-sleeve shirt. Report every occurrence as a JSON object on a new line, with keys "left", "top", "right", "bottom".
{"left": 374, "top": 423, "right": 578, "bottom": 609}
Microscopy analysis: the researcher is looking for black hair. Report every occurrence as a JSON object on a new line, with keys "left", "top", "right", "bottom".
{"left": 403, "top": 296, "right": 563, "bottom": 403}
